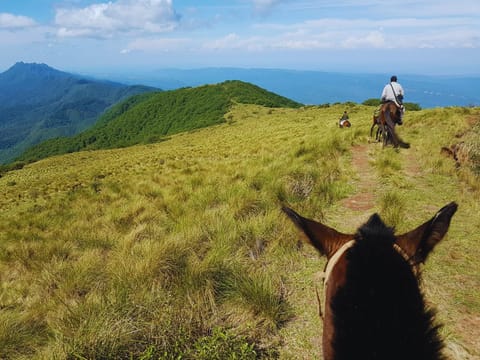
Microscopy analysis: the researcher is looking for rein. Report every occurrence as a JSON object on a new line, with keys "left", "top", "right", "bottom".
{"left": 315, "top": 240, "right": 417, "bottom": 319}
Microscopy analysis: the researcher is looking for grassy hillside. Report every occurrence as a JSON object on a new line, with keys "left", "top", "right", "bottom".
{"left": 16, "top": 81, "right": 302, "bottom": 164}
{"left": 0, "top": 62, "right": 155, "bottom": 164}
{"left": 0, "top": 103, "right": 479, "bottom": 359}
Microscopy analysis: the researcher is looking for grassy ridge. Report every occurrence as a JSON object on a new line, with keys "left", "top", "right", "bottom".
{"left": 0, "top": 103, "right": 479, "bottom": 359}
{"left": 16, "top": 81, "right": 302, "bottom": 164}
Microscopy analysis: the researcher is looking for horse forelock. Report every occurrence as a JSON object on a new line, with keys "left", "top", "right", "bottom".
{"left": 356, "top": 213, "right": 395, "bottom": 245}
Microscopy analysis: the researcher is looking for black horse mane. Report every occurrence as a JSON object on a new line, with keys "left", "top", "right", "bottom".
{"left": 331, "top": 214, "right": 445, "bottom": 360}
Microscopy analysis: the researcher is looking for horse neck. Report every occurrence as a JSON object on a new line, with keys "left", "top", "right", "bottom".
{"left": 328, "top": 241, "right": 444, "bottom": 360}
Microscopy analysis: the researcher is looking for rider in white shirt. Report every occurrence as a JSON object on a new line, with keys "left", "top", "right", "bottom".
{"left": 381, "top": 75, "right": 405, "bottom": 123}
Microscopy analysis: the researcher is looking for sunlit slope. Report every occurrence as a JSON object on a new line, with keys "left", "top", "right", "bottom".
{"left": 16, "top": 80, "right": 302, "bottom": 164}
{"left": 0, "top": 104, "right": 479, "bottom": 359}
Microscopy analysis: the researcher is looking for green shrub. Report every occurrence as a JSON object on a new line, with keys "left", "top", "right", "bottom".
{"left": 362, "top": 98, "right": 381, "bottom": 106}
{"left": 404, "top": 102, "right": 422, "bottom": 111}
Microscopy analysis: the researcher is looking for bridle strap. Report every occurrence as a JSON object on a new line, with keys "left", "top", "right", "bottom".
{"left": 324, "top": 240, "right": 356, "bottom": 287}
{"left": 393, "top": 243, "right": 419, "bottom": 275}
{"left": 316, "top": 240, "right": 355, "bottom": 320}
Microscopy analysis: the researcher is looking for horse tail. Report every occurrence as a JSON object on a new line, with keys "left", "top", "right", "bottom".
{"left": 384, "top": 106, "right": 398, "bottom": 146}
{"left": 385, "top": 105, "right": 410, "bottom": 148}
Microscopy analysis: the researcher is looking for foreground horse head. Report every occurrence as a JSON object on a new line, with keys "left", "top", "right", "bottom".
{"left": 283, "top": 202, "right": 457, "bottom": 360}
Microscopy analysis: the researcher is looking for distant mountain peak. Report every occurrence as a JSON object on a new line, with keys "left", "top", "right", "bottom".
{"left": 8, "top": 61, "right": 62, "bottom": 75}
{"left": 0, "top": 62, "right": 157, "bottom": 164}
{"left": 12, "top": 61, "right": 49, "bottom": 70}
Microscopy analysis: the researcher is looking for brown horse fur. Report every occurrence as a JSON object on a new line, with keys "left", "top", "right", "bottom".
{"left": 283, "top": 202, "right": 458, "bottom": 360}
{"left": 371, "top": 101, "right": 410, "bottom": 148}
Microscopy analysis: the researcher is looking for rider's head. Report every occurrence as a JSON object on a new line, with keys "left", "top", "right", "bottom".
{"left": 390, "top": 75, "right": 397, "bottom": 82}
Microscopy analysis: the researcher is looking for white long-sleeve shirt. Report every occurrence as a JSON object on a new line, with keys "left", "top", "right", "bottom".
{"left": 381, "top": 82, "right": 404, "bottom": 102}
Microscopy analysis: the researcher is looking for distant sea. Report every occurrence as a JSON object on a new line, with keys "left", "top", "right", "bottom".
{"left": 88, "top": 68, "right": 480, "bottom": 109}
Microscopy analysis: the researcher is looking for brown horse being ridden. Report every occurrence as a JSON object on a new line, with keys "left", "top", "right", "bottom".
{"left": 283, "top": 202, "right": 458, "bottom": 360}
{"left": 339, "top": 119, "right": 351, "bottom": 128}
{"left": 338, "top": 111, "right": 351, "bottom": 128}
{"left": 371, "top": 101, "right": 409, "bottom": 148}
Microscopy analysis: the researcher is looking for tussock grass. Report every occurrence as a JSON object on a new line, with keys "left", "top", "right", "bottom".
{"left": 0, "top": 310, "right": 48, "bottom": 359}
{"left": 0, "top": 104, "right": 479, "bottom": 358}
{"left": 379, "top": 191, "right": 406, "bottom": 228}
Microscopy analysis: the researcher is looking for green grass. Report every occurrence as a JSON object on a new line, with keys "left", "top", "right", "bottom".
{"left": 0, "top": 103, "right": 479, "bottom": 359}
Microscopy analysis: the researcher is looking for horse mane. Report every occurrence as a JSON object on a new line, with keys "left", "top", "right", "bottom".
{"left": 331, "top": 214, "right": 445, "bottom": 360}
{"left": 384, "top": 100, "right": 399, "bottom": 112}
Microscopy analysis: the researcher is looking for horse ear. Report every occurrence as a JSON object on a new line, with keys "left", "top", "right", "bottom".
{"left": 396, "top": 202, "right": 458, "bottom": 263}
{"left": 282, "top": 206, "right": 352, "bottom": 259}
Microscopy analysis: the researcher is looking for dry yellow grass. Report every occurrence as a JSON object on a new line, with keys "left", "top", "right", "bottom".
{"left": 0, "top": 103, "right": 479, "bottom": 359}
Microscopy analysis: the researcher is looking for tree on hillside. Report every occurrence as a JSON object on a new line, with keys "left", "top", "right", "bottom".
{"left": 362, "top": 98, "right": 421, "bottom": 111}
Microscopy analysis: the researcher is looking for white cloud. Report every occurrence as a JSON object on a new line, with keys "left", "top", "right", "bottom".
{"left": 341, "top": 31, "right": 386, "bottom": 49}
{"left": 121, "top": 37, "right": 192, "bottom": 53}
{"left": 251, "top": 14, "right": 480, "bottom": 50}
{"left": 278, "top": 0, "right": 480, "bottom": 18}
{"left": 55, "top": 0, "right": 180, "bottom": 38}
{"left": 0, "top": 13, "right": 36, "bottom": 29}
{"left": 201, "top": 12, "right": 480, "bottom": 53}
{"left": 203, "top": 33, "right": 241, "bottom": 50}
{"left": 251, "top": 0, "right": 285, "bottom": 15}
{"left": 374, "top": 0, "right": 480, "bottom": 18}
{"left": 203, "top": 33, "right": 267, "bottom": 51}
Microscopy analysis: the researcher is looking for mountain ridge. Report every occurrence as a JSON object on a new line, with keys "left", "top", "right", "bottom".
{"left": 15, "top": 80, "right": 302, "bottom": 164}
{"left": 0, "top": 62, "right": 156, "bottom": 164}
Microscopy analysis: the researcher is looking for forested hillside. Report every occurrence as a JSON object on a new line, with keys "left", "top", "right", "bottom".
{"left": 0, "top": 62, "right": 155, "bottom": 164}
{"left": 17, "top": 80, "right": 302, "bottom": 163}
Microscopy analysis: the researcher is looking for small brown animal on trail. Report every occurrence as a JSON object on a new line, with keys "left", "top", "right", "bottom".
{"left": 283, "top": 202, "right": 457, "bottom": 360}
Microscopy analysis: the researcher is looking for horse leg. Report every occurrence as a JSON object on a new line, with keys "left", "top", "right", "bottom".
{"left": 376, "top": 126, "right": 381, "bottom": 142}
{"left": 370, "top": 117, "right": 377, "bottom": 138}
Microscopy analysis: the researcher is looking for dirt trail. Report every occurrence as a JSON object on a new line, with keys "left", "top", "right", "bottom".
{"left": 342, "top": 144, "right": 480, "bottom": 359}
{"left": 283, "top": 141, "right": 479, "bottom": 359}
{"left": 279, "top": 145, "right": 378, "bottom": 359}
{"left": 341, "top": 144, "right": 376, "bottom": 212}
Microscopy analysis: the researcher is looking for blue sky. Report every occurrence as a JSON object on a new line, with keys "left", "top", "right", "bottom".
{"left": 1, "top": 0, "right": 479, "bottom": 75}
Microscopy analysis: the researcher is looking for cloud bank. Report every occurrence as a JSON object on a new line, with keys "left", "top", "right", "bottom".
{"left": 0, "top": 13, "right": 36, "bottom": 29}
{"left": 55, "top": 0, "right": 180, "bottom": 38}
